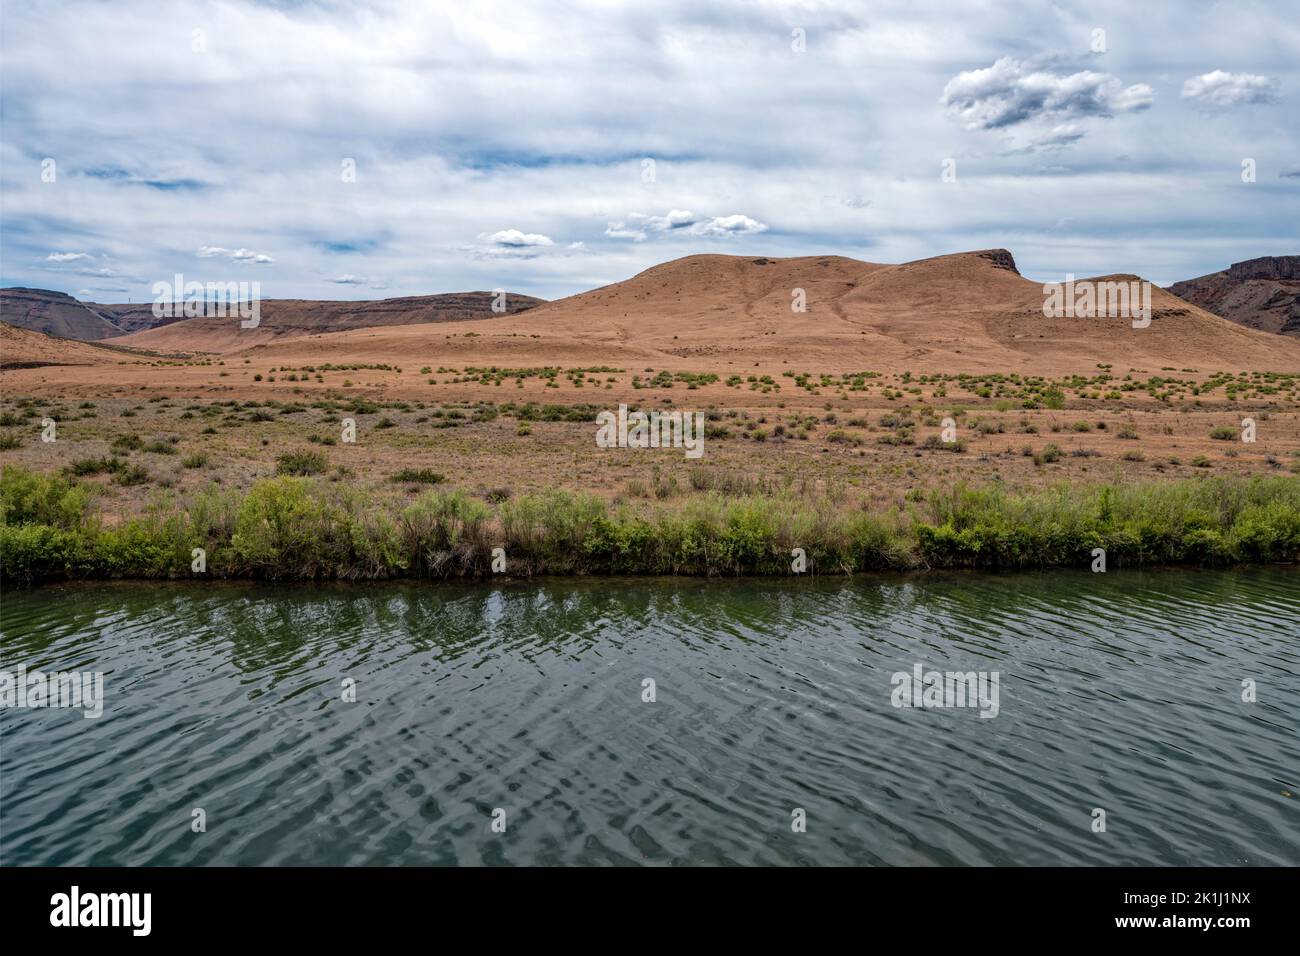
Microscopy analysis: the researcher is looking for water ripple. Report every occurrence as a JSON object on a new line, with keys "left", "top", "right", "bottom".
{"left": 1, "top": 568, "right": 1297, "bottom": 866}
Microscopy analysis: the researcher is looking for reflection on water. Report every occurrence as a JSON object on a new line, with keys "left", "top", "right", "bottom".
{"left": 1, "top": 568, "right": 1297, "bottom": 865}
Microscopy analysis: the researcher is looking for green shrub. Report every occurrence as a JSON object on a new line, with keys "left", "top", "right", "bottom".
{"left": 114, "top": 464, "right": 151, "bottom": 486}
{"left": 66, "top": 456, "right": 127, "bottom": 477}
{"left": 390, "top": 468, "right": 444, "bottom": 484}
{"left": 1034, "top": 443, "right": 1063, "bottom": 465}
{"left": 111, "top": 434, "right": 145, "bottom": 453}
{"left": 1, "top": 465, "right": 92, "bottom": 528}
{"left": 276, "top": 450, "right": 328, "bottom": 476}
{"left": 230, "top": 477, "right": 344, "bottom": 578}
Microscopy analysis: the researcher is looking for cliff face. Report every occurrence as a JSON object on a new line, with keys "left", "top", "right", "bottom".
{"left": 976, "top": 248, "right": 1020, "bottom": 274}
{"left": 0, "top": 287, "right": 547, "bottom": 344}
{"left": 0, "top": 288, "right": 125, "bottom": 340}
{"left": 1226, "top": 256, "right": 1300, "bottom": 282}
{"left": 1169, "top": 256, "right": 1300, "bottom": 338}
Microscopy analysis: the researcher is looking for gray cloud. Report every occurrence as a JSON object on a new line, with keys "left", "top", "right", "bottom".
{"left": 1182, "top": 70, "right": 1280, "bottom": 106}
{"left": 941, "top": 57, "right": 1153, "bottom": 133}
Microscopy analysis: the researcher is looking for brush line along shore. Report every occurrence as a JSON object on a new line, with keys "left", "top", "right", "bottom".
{"left": 2, "top": 466, "right": 1298, "bottom": 583}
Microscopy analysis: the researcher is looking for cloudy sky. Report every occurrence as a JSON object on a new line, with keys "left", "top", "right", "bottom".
{"left": 1, "top": 0, "right": 1296, "bottom": 303}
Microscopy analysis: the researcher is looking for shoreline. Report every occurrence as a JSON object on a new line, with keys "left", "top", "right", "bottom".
{"left": 4, "top": 465, "right": 1297, "bottom": 585}
{"left": 11, "top": 561, "right": 1299, "bottom": 592}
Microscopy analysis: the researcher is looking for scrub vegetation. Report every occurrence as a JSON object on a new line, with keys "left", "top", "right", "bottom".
{"left": 3, "top": 463, "right": 1297, "bottom": 583}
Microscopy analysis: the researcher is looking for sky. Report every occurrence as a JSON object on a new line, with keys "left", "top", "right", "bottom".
{"left": 1, "top": 0, "right": 1297, "bottom": 303}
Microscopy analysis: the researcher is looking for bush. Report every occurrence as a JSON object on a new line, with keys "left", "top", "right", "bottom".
{"left": 276, "top": 450, "right": 328, "bottom": 476}
{"left": 66, "top": 456, "right": 127, "bottom": 477}
{"left": 390, "top": 468, "right": 444, "bottom": 484}
{"left": 111, "top": 434, "right": 145, "bottom": 453}
{"left": 230, "top": 477, "right": 347, "bottom": 578}
{"left": 1034, "top": 443, "right": 1063, "bottom": 465}
{"left": 114, "top": 464, "right": 151, "bottom": 486}
{"left": 1, "top": 465, "right": 92, "bottom": 528}
{"left": 0, "top": 524, "right": 84, "bottom": 582}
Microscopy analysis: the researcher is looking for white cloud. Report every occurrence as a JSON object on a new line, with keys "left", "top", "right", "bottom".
{"left": 1181, "top": 70, "right": 1279, "bottom": 106}
{"left": 198, "top": 246, "right": 275, "bottom": 264}
{"left": 941, "top": 57, "right": 1153, "bottom": 133}
{"left": 485, "top": 229, "right": 554, "bottom": 248}
{"left": 333, "top": 274, "right": 367, "bottom": 284}
{"left": 605, "top": 210, "right": 767, "bottom": 241}
{"left": 46, "top": 251, "right": 92, "bottom": 262}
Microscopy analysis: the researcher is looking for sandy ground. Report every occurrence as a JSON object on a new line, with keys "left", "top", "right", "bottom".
{"left": 3, "top": 362, "right": 1297, "bottom": 518}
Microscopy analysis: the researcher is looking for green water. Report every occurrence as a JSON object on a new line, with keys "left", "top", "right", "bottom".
{"left": 1, "top": 568, "right": 1297, "bottom": 865}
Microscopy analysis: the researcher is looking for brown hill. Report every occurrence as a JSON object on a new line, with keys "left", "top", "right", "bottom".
{"left": 224, "top": 249, "right": 1300, "bottom": 376}
{"left": 1168, "top": 255, "right": 1300, "bottom": 337}
{"left": 0, "top": 321, "right": 146, "bottom": 369}
{"left": 0, "top": 288, "right": 127, "bottom": 340}
{"left": 111, "top": 291, "right": 546, "bottom": 352}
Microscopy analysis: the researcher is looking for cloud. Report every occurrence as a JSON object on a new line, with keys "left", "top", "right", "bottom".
{"left": 0, "top": 2, "right": 1295, "bottom": 298}
{"left": 197, "top": 246, "right": 275, "bottom": 264}
{"left": 605, "top": 210, "right": 768, "bottom": 241}
{"left": 1030, "top": 124, "right": 1086, "bottom": 150}
{"left": 941, "top": 57, "right": 1153, "bottom": 132}
{"left": 333, "top": 274, "right": 367, "bottom": 284}
{"left": 1280, "top": 165, "right": 1300, "bottom": 179}
{"left": 46, "top": 251, "right": 92, "bottom": 262}
{"left": 484, "top": 229, "right": 554, "bottom": 248}
{"left": 1181, "top": 70, "right": 1280, "bottom": 106}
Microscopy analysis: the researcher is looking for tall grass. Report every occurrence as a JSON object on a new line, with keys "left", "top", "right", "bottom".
{"left": 1, "top": 463, "right": 1297, "bottom": 583}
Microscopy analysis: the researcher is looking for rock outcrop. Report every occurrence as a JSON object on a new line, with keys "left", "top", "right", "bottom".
{"left": 1169, "top": 255, "right": 1300, "bottom": 338}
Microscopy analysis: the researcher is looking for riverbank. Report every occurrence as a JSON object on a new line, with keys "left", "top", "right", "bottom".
{"left": 2, "top": 465, "right": 1297, "bottom": 583}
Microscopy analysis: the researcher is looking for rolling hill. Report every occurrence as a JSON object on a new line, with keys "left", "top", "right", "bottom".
{"left": 291, "top": 248, "right": 1294, "bottom": 375}
{"left": 0, "top": 322, "right": 146, "bottom": 369}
